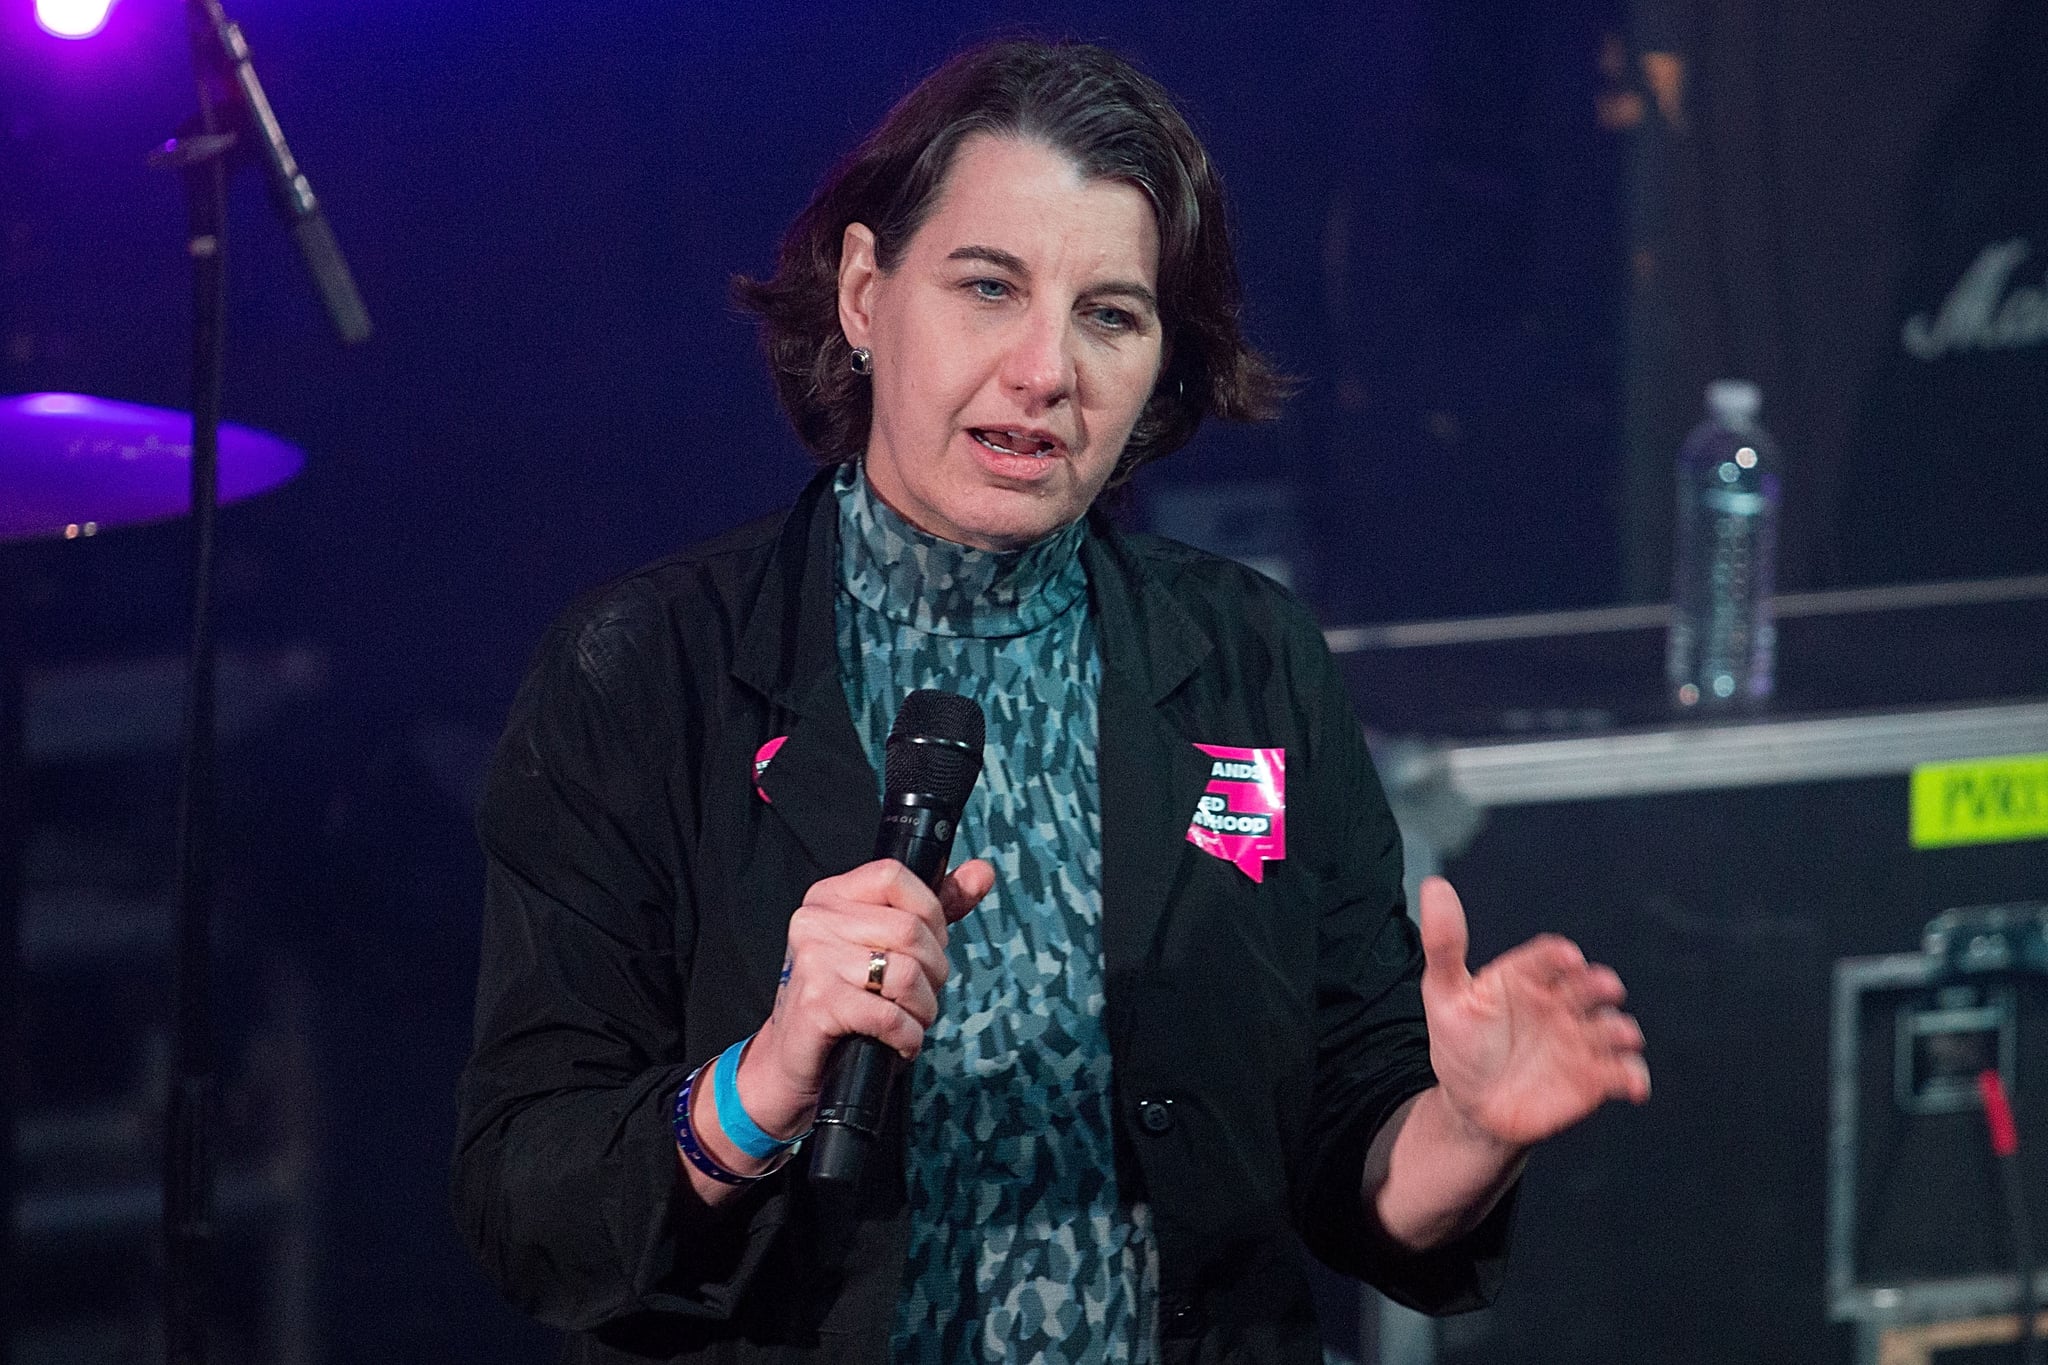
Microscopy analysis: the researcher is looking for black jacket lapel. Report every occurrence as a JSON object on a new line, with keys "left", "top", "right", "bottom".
{"left": 1086, "top": 521, "right": 1215, "bottom": 984}
{"left": 730, "top": 471, "right": 880, "bottom": 992}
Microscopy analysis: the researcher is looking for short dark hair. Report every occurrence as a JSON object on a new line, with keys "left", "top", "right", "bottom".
{"left": 732, "top": 38, "right": 1291, "bottom": 487}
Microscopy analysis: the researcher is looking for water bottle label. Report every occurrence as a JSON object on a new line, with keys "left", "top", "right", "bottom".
{"left": 1701, "top": 489, "right": 1769, "bottom": 515}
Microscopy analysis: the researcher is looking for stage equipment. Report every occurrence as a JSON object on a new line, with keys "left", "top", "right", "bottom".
{"left": 0, "top": 395, "right": 303, "bottom": 1365}
{"left": 0, "top": 393, "right": 302, "bottom": 544}
{"left": 0, "top": 587, "right": 18, "bottom": 1365}
{"left": 0, "top": 390, "right": 298, "bottom": 1359}
{"left": 1831, "top": 905, "right": 2048, "bottom": 1364}
{"left": 4, "top": 630, "right": 328, "bottom": 1361}
{"left": 144, "top": 4, "right": 366, "bottom": 1361}
{"left": 1337, "top": 575, "right": 2048, "bottom": 1365}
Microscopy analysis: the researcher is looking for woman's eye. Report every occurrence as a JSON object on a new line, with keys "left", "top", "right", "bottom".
{"left": 1089, "top": 307, "right": 1137, "bottom": 333}
{"left": 968, "top": 278, "right": 1010, "bottom": 301}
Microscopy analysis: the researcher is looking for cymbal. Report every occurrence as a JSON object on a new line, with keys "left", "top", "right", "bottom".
{"left": 0, "top": 392, "right": 304, "bottom": 544}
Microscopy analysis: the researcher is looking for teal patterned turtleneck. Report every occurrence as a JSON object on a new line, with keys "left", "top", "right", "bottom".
{"left": 831, "top": 463, "right": 1158, "bottom": 1365}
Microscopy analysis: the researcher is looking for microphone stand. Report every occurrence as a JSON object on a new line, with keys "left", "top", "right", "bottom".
{"left": 153, "top": 6, "right": 368, "bottom": 1361}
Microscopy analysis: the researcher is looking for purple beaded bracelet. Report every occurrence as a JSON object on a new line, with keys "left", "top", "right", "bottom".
{"left": 674, "top": 1062, "right": 795, "bottom": 1187}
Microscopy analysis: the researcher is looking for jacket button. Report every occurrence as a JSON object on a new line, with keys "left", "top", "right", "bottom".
{"left": 1137, "top": 1098, "right": 1174, "bottom": 1134}
{"left": 1162, "top": 1294, "right": 1200, "bottom": 1336}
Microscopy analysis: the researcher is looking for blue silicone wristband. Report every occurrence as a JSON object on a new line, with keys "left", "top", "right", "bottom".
{"left": 712, "top": 1036, "right": 805, "bottom": 1161}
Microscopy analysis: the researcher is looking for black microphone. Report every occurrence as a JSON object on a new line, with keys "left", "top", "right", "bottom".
{"left": 191, "top": 0, "right": 372, "bottom": 345}
{"left": 808, "top": 689, "right": 985, "bottom": 1187}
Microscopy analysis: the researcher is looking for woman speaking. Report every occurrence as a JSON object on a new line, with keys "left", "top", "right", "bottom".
{"left": 454, "top": 37, "right": 1648, "bottom": 1365}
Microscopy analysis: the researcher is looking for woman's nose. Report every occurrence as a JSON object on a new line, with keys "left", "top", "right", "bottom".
{"left": 999, "top": 309, "right": 1075, "bottom": 408}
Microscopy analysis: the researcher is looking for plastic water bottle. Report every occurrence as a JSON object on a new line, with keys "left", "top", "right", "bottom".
{"left": 1667, "top": 380, "right": 1780, "bottom": 710}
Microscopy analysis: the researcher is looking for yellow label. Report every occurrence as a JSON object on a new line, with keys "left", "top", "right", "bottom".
{"left": 1911, "top": 754, "right": 2048, "bottom": 849}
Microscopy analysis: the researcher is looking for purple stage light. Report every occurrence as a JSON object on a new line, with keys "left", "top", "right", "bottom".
{"left": 35, "top": 0, "right": 114, "bottom": 39}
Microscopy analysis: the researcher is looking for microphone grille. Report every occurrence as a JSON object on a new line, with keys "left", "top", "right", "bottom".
{"left": 883, "top": 689, "right": 985, "bottom": 805}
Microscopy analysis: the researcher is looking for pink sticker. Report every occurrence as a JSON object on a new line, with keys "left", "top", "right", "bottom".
{"left": 753, "top": 736, "right": 789, "bottom": 803}
{"left": 1186, "top": 744, "right": 1286, "bottom": 882}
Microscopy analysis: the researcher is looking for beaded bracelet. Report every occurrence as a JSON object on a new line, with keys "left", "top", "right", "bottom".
{"left": 673, "top": 1063, "right": 766, "bottom": 1187}
{"left": 711, "top": 1036, "right": 811, "bottom": 1162}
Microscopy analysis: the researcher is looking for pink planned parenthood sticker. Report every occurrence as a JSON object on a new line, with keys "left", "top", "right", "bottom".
{"left": 1186, "top": 744, "right": 1286, "bottom": 882}
{"left": 753, "top": 736, "right": 789, "bottom": 803}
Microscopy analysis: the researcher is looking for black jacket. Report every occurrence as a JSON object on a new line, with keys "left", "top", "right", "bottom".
{"left": 454, "top": 470, "right": 1510, "bottom": 1364}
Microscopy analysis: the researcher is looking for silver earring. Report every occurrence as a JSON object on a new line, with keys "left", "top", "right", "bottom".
{"left": 849, "top": 346, "right": 873, "bottom": 376}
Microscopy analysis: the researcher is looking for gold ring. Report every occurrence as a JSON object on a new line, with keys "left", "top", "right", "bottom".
{"left": 865, "top": 950, "right": 888, "bottom": 994}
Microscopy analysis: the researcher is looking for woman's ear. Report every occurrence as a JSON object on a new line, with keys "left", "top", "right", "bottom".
{"left": 837, "top": 222, "right": 880, "bottom": 349}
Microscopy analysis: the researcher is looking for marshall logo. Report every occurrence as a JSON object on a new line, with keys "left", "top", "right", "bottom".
{"left": 1901, "top": 237, "right": 2048, "bottom": 361}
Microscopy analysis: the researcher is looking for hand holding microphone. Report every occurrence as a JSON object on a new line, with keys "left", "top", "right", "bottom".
{"left": 700, "top": 691, "right": 989, "bottom": 1190}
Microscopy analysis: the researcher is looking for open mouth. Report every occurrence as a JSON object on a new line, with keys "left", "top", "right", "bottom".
{"left": 970, "top": 428, "right": 1059, "bottom": 458}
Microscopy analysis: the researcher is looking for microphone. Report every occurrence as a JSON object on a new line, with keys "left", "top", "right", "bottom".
{"left": 191, "top": 0, "right": 373, "bottom": 345}
{"left": 807, "top": 689, "right": 985, "bottom": 1186}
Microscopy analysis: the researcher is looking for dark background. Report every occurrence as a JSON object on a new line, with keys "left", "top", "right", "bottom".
{"left": 5, "top": 0, "right": 2045, "bottom": 1360}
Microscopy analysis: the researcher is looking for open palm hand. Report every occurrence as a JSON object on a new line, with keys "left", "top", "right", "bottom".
{"left": 1418, "top": 876, "right": 1650, "bottom": 1148}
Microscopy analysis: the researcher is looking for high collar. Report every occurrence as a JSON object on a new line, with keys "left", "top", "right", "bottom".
{"left": 730, "top": 466, "right": 1210, "bottom": 712}
{"left": 833, "top": 462, "right": 1088, "bottom": 639}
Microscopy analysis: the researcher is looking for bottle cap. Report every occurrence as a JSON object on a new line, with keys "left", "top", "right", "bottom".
{"left": 1704, "top": 379, "right": 1762, "bottom": 431}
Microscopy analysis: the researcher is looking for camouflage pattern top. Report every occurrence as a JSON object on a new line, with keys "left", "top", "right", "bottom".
{"left": 831, "top": 463, "right": 1159, "bottom": 1365}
